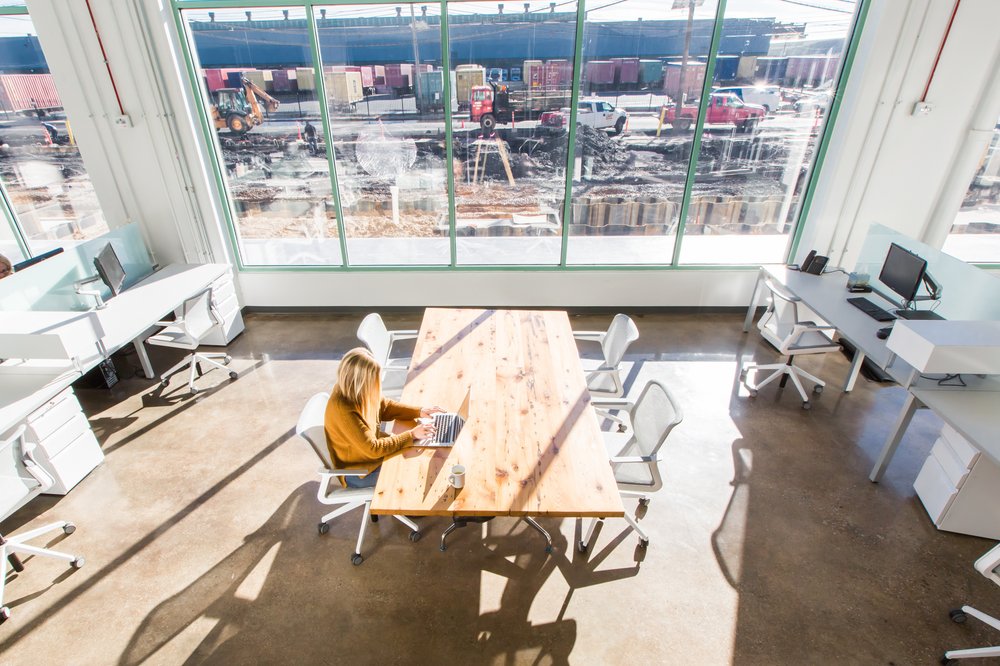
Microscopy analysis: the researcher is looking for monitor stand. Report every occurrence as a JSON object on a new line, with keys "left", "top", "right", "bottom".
{"left": 895, "top": 309, "right": 944, "bottom": 321}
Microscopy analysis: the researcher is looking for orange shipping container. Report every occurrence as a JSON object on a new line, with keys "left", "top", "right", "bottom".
{"left": 0, "top": 74, "right": 61, "bottom": 114}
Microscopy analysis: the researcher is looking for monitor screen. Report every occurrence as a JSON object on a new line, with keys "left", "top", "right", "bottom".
{"left": 878, "top": 243, "right": 926, "bottom": 305}
{"left": 94, "top": 243, "right": 126, "bottom": 297}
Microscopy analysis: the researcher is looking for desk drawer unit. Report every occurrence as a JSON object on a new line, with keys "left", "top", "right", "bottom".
{"left": 914, "top": 424, "right": 1000, "bottom": 540}
{"left": 201, "top": 270, "right": 244, "bottom": 347}
{"left": 24, "top": 387, "right": 104, "bottom": 496}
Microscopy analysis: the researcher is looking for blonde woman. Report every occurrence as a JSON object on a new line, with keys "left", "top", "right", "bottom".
{"left": 324, "top": 347, "right": 443, "bottom": 488}
{"left": 0, "top": 253, "right": 11, "bottom": 279}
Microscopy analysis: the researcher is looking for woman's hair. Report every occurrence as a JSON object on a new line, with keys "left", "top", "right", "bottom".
{"left": 336, "top": 347, "right": 382, "bottom": 427}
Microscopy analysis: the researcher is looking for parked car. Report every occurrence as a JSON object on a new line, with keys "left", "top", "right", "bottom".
{"left": 792, "top": 89, "right": 834, "bottom": 114}
{"left": 714, "top": 85, "right": 783, "bottom": 114}
{"left": 662, "top": 92, "right": 765, "bottom": 131}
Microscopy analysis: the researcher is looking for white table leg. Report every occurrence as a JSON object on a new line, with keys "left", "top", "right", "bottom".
{"left": 844, "top": 348, "right": 865, "bottom": 393}
{"left": 743, "top": 268, "right": 765, "bottom": 333}
{"left": 869, "top": 392, "right": 921, "bottom": 482}
{"left": 133, "top": 339, "right": 154, "bottom": 379}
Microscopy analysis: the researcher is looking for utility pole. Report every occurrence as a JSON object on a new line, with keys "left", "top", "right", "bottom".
{"left": 410, "top": 5, "right": 422, "bottom": 103}
{"left": 674, "top": 0, "right": 698, "bottom": 132}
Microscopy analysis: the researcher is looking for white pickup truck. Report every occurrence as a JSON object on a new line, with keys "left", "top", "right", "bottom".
{"left": 541, "top": 99, "right": 629, "bottom": 134}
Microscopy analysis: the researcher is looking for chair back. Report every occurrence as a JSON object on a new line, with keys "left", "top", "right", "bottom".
{"left": 357, "top": 313, "right": 390, "bottom": 366}
{"left": 601, "top": 314, "right": 640, "bottom": 368}
{"left": 297, "top": 392, "right": 334, "bottom": 470}
{"left": 628, "top": 380, "right": 683, "bottom": 460}
{"left": 0, "top": 426, "right": 50, "bottom": 521}
{"left": 757, "top": 277, "right": 801, "bottom": 350}
{"left": 179, "top": 288, "right": 219, "bottom": 342}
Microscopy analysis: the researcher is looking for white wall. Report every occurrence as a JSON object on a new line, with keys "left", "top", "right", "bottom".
{"left": 19, "top": 0, "right": 1000, "bottom": 308}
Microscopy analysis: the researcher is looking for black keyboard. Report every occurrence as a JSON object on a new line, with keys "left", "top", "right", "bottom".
{"left": 427, "top": 412, "right": 465, "bottom": 446}
{"left": 847, "top": 296, "right": 896, "bottom": 322}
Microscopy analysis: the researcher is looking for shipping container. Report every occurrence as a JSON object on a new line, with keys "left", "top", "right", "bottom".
{"left": 754, "top": 56, "right": 787, "bottom": 84}
{"left": 295, "top": 67, "right": 316, "bottom": 92}
{"left": 416, "top": 70, "right": 445, "bottom": 111}
{"left": 713, "top": 55, "right": 739, "bottom": 82}
{"left": 584, "top": 61, "right": 615, "bottom": 86}
{"left": 262, "top": 69, "right": 274, "bottom": 93}
{"left": 455, "top": 65, "right": 485, "bottom": 108}
{"left": 663, "top": 61, "right": 706, "bottom": 101}
{"left": 638, "top": 60, "right": 664, "bottom": 87}
{"left": 523, "top": 60, "right": 544, "bottom": 89}
{"left": 612, "top": 57, "right": 640, "bottom": 86}
{"left": 737, "top": 55, "right": 758, "bottom": 81}
{"left": 203, "top": 68, "right": 226, "bottom": 92}
{"left": 384, "top": 63, "right": 412, "bottom": 91}
{"left": 243, "top": 70, "right": 266, "bottom": 91}
{"left": 0, "top": 74, "right": 61, "bottom": 114}
{"left": 324, "top": 71, "right": 364, "bottom": 108}
{"left": 225, "top": 71, "right": 245, "bottom": 88}
{"left": 785, "top": 55, "right": 840, "bottom": 88}
{"left": 544, "top": 59, "right": 572, "bottom": 88}
{"left": 359, "top": 66, "right": 374, "bottom": 89}
{"left": 271, "top": 69, "right": 292, "bottom": 93}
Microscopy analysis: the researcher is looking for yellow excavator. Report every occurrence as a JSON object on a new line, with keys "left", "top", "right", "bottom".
{"left": 211, "top": 77, "right": 280, "bottom": 134}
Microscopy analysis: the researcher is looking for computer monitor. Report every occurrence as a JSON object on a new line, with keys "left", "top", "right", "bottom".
{"left": 878, "top": 242, "right": 926, "bottom": 306}
{"left": 93, "top": 243, "right": 126, "bottom": 297}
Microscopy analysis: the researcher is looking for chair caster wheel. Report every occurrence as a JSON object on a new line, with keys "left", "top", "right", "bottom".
{"left": 617, "top": 424, "right": 627, "bottom": 433}
{"left": 748, "top": 389, "right": 758, "bottom": 398}
{"left": 370, "top": 515, "right": 379, "bottom": 523}
{"left": 802, "top": 401, "right": 811, "bottom": 410}
{"left": 544, "top": 545, "right": 553, "bottom": 554}
{"left": 63, "top": 523, "right": 76, "bottom": 535}
{"left": 160, "top": 379, "right": 169, "bottom": 387}
{"left": 439, "top": 544, "right": 447, "bottom": 552}
{"left": 351, "top": 553, "right": 363, "bottom": 566}
{"left": 318, "top": 522, "right": 329, "bottom": 535}
{"left": 638, "top": 497, "right": 650, "bottom": 507}
{"left": 71, "top": 557, "right": 85, "bottom": 569}
{"left": 813, "top": 384, "right": 823, "bottom": 394}
{"left": 409, "top": 531, "right": 421, "bottom": 542}
{"left": 949, "top": 609, "right": 967, "bottom": 623}
{"left": 224, "top": 355, "right": 232, "bottom": 365}
{"left": 577, "top": 541, "right": 588, "bottom": 553}
{"left": 229, "top": 371, "right": 238, "bottom": 380}
{"left": 0, "top": 606, "right": 9, "bottom": 624}
{"left": 639, "top": 538, "right": 649, "bottom": 548}
{"left": 190, "top": 387, "right": 198, "bottom": 395}
{"left": 941, "top": 656, "right": 956, "bottom": 666}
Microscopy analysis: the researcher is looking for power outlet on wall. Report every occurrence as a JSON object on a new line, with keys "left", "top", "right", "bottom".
{"left": 114, "top": 114, "right": 133, "bottom": 128}
{"left": 911, "top": 102, "right": 933, "bottom": 116}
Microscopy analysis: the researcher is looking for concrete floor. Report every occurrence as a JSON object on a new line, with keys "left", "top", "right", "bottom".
{"left": 0, "top": 310, "right": 996, "bottom": 664}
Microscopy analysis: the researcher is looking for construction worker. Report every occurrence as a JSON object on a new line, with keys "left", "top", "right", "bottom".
{"left": 495, "top": 85, "right": 509, "bottom": 112}
{"left": 303, "top": 120, "right": 318, "bottom": 155}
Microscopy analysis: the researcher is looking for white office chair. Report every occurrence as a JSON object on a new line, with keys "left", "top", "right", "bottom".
{"left": 741, "top": 276, "right": 840, "bottom": 409}
{"left": 356, "top": 313, "right": 418, "bottom": 399}
{"left": 146, "top": 288, "right": 237, "bottom": 394}
{"left": 296, "top": 392, "right": 420, "bottom": 566}
{"left": 0, "top": 425, "right": 84, "bottom": 624}
{"left": 578, "top": 380, "right": 683, "bottom": 552}
{"left": 573, "top": 313, "right": 640, "bottom": 399}
{"left": 944, "top": 543, "right": 1000, "bottom": 663}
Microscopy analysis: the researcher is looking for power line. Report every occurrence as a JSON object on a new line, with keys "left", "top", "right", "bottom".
{"left": 778, "top": 0, "right": 853, "bottom": 13}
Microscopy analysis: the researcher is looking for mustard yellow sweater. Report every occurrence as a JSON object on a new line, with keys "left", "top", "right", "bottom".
{"left": 324, "top": 388, "right": 421, "bottom": 481}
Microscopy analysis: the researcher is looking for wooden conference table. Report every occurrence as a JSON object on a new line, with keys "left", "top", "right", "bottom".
{"left": 371, "top": 308, "right": 624, "bottom": 549}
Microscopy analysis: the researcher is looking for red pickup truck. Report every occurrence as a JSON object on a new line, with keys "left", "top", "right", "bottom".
{"left": 662, "top": 92, "right": 765, "bottom": 132}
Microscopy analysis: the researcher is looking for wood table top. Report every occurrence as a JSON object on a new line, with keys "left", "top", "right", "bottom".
{"left": 371, "top": 308, "right": 624, "bottom": 518}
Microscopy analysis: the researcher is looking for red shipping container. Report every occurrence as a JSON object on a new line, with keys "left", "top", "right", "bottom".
{"left": 373, "top": 65, "right": 385, "bottom": 78}
{"left": 544, "top": 60, "right": 572, "bottom": 88}
{"left": 663, "top": 61, "right": 706, "bottom": 100}
{"left": 0, "top": 74, "right": 61, "bottom": 113}
{"left": 585, "top": 61, "right": 615, "bottom": 85}
{"left": 612, "top": 57, "right": 640, "bottom": 85}
{"left": 360, "top": 66, "right": 374, "bottom": 88}
{"left": 203, "top": 69, "right": 225, "bottom": 92}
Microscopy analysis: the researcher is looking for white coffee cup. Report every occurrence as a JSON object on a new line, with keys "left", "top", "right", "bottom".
{"left": 448, "top": 464, "right": 466, "bottom": 490}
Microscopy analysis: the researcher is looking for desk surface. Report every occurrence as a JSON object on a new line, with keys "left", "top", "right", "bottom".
{"left": 371, "top": 308, "right": 624, "bottom": 518}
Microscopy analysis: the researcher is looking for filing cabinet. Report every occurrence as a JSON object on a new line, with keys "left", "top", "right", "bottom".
{"left": 23, "top": 387, "right": 104, "bottom": 495}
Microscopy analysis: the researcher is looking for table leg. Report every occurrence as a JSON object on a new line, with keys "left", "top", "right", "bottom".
{"left": 869, "top": 392, "right": 922, "bottom": 483}
{"left": 133, "top": 339, "right": 154, "bottom": 379}
{"left": 844, "top": 348, "right": 865, "bottom": 393}
{"left": 743, "top": 268, "right": 765, "bottom": 333}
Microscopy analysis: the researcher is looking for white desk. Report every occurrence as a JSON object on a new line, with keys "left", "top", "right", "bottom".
{"left": 743, "top": 265, "right": 1000, "bottom": 484}
{"left": 0, "top": 262, "right": 242, "bottom": 495}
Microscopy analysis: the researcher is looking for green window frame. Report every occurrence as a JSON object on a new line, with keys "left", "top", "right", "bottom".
{"left": 172, "top": 0, "right": 870, "bottom": 273}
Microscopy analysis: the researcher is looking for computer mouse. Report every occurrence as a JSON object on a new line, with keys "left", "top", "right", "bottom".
{"left": 876, "top": 326, "right": 893, "bottom": 340}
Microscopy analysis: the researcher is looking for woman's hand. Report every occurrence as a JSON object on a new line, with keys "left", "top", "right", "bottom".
{"left": 412, "top": 421, "right": 436, "bottom": 441}
{"left": 420, "top": 406, "right": 446, "bottom": 418}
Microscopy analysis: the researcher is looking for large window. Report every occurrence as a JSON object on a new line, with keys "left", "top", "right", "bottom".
{"left": 0, "top": 11, "right": 110, "bottom": 256}
{"left": 177, "top": 0, "right": 863, "bottom": 270}
{"left": 943, "top": 115, "right": 1000, "bottom": 264}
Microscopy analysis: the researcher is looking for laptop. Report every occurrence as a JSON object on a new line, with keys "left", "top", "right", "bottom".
{"left": 417, "top": 390, "right": 471, "bottom": 448}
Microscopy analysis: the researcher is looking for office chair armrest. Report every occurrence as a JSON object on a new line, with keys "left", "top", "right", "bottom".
{"left": 387, "top": 330, "right": 418, "bottom": 343}
{"left": 609, "top": 455, "right": 657, "bottom": 465}
{"left": 19, "top": 438, "right": 55, "bottom": 491}
{"left": 319, "top": 468, "right": 370, "bottom": 478}
{"left": 786, "top": 323, "right": 838, "bottom": 347}
{"left": 153, "top": 320, "right": 176, "bottom": 328}
{"left": 573, "top": 331, "right": 606, "bottom": 343}
{"left": 975, "top": 543, "right": 1000, "bottom": 583}
{"left": 591, "top": 398, "right": 633, "bottom": 411}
